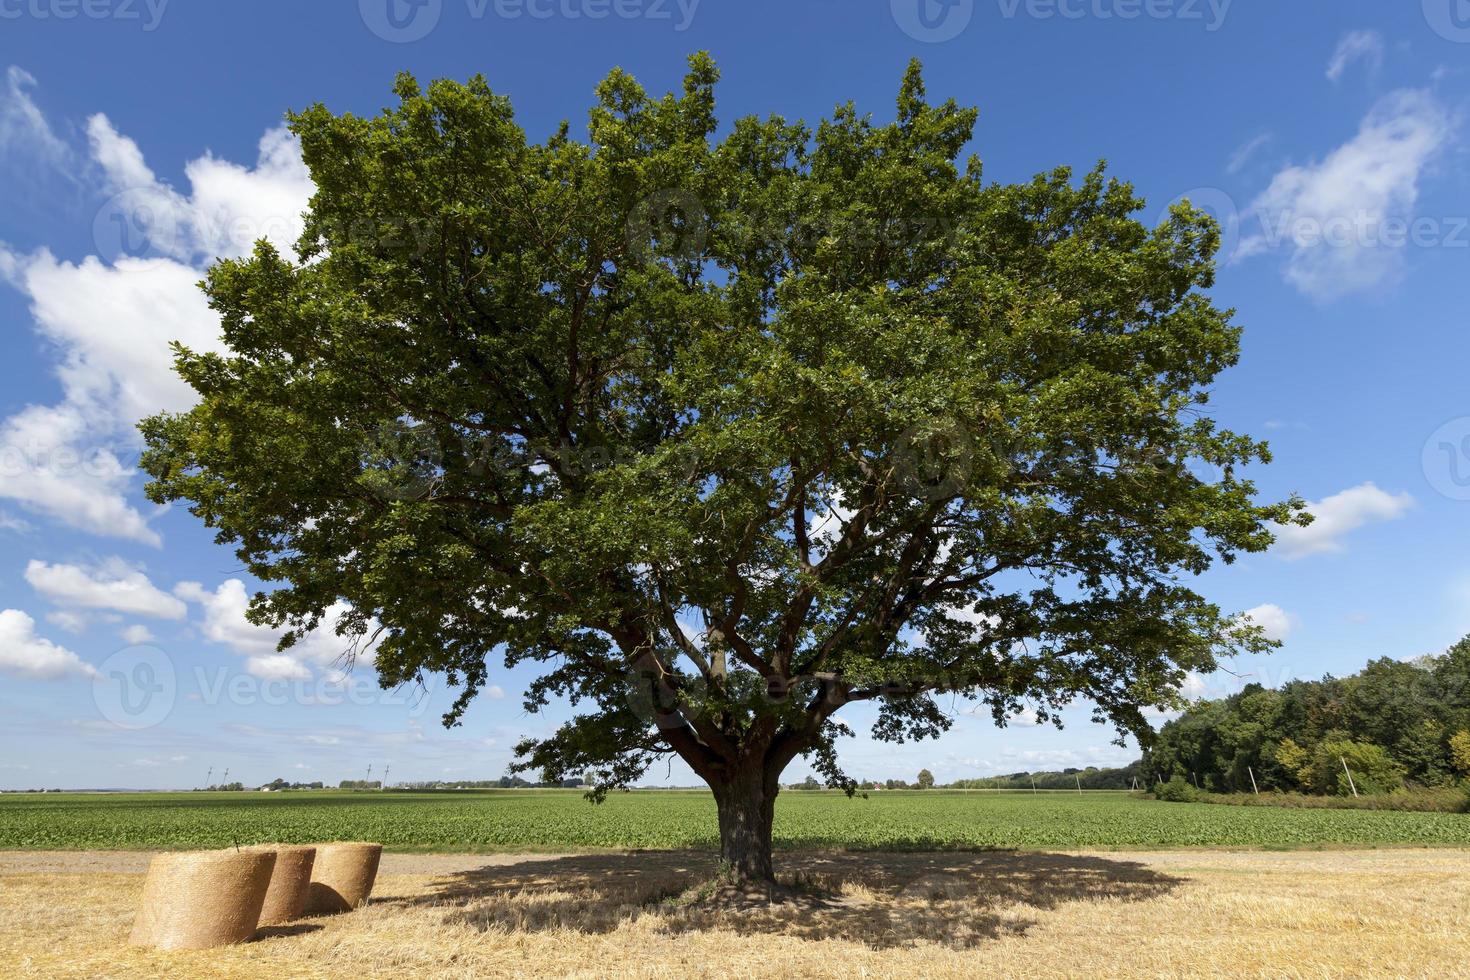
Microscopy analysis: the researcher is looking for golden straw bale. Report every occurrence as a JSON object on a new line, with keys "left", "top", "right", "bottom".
{"left": 305, "top": 843, "right": 383, "bottom": 914}
{"left": 246, "top": 845, "right": 317, "bottom": 926}
{"left": 128, "top": 849, "right": 276, "bottom": 950}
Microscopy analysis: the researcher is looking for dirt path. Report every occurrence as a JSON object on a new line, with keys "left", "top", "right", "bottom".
{"left": 0, "top": 849, "right": 581, "bottom": 876}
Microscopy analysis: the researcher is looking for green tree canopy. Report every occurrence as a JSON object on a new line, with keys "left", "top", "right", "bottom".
{"left": 142, "top": 55, "right": 1300, "bottom": 882}
{"left": 1144, "top": 638, "right": 1470, "bottom": 793}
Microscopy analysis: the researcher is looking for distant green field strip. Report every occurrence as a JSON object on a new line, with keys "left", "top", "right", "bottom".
{"left": 1, "top": 790, "right": 1467, "bottom": 851}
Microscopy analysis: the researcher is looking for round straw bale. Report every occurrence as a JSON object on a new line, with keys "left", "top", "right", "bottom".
{"left": 129, "top": 849, "right": 276, "bottom": 950}
{"left": 246, "top": 845, "right": 317, "bottom": 926}
{"left": 305, "top": 842, "right": 383, "bottom": 914}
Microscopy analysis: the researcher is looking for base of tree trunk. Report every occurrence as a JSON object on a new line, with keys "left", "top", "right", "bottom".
{"left": 713, "top": 768, "right": 779, "bottom": 885}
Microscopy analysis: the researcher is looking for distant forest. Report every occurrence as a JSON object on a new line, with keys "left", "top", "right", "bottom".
{"left": 1143, "top": 636, "right": 1470, "bottom": 795}
{"left": 942, "top": 764, "right": 1144, "bottom": 791}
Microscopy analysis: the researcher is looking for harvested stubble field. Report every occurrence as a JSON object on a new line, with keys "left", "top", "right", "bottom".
{"left": 4, "top": 788, "right": 1470, "bottom": 851}
{"left": 3, "top": 848, "right": 1469, "bottom": 978}
{"left": 4, "top": 791, "right": 1468, "bottom": 976}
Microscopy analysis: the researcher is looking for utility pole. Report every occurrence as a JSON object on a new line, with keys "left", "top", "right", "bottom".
{"left": 204, "top": 766, "right": 212, "bottom": 791}
{"left": 221, "top": 768, "right": 229, "bottom": 787}
{"left": 1075, "top": 773, "right": 1083, "bottom": 794}
{"left": 1030, "top": 775, "right": 1037, "bottom": 795}
{"left": 1340, "top": 758, "right": 1359, "bottom": 798}
{"left": 382, "top": 764, "right": 390, "bottom": 791}
{"left": 365, "top": 764, "right": 373, "bottom": 787}
{"left": 1248, "top": 767, "right": 1260, "bottom": 796}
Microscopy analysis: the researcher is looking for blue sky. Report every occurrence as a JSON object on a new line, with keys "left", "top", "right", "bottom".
{"left": 1, "top": 1, "right": 1467, "bottom": 790}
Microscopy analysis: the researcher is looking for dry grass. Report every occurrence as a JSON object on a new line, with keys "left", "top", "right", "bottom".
{"left": 3, "top": 848, "right": 1469, "bottom": 978}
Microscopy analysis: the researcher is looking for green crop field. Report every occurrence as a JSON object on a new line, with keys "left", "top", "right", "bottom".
{"left": 2, "top": 789, "right": 1469, "bottom": 852}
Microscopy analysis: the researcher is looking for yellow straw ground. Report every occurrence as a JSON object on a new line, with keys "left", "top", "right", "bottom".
{"left": 3, "top": 848, "right": 1468, "bottom": 978}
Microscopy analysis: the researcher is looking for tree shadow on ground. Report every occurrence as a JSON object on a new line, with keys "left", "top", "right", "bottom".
{"left": 397, "top": 851, "right": 1181, "bottom": 950}
{"left": 254, "top": 923, "right": 325, "bottom": 941}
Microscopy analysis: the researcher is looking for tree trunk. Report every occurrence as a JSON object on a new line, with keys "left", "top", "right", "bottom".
{"left": 712, "top": 763, "right": 778, "bottom": 884}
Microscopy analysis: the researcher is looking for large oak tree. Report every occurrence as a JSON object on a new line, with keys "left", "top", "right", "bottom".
{"left": 142, "top": 55, "right": 1304, "bottom": 883}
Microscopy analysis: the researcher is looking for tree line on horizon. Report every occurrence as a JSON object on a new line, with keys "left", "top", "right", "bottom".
{"left": 1142, "top": 636, "right": 1470, "bottom": 796}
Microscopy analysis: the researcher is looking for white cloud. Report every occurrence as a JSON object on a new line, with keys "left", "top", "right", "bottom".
{"left": 1181, "top": 672, "right": 1210, "bottom": 699}
{"left": 120, "top": 624, "right": 156, "bottom": 644}
{"left": 0, "top": 75, "right": 313, "bottom": 545}
{"left": 486, "top": 685, "right": 506, "bottom": 700}
{"left": 807, "top": 491, "right": 857, "bottom": 549}
{"left": 10, "top": 252, "right": 218, "bottom": 426}
{"left": 0, "top": 402, "right": 162, "bottom": 546}
{"left": 1272, "top": 482, "right": 1414, "bottom": 559}
{"left": 0, "top": 510, "right": 33, "bottom": 534}
{"left": 26, "top": 558, "right": 187, "bottom": 619}
{"left": 1238, "top": 89, "right": 1452, "bottom": 300}
{"left": 1326, "top": 30, "right": 1384, "bottom": 83}
{"left": 176, "top": 578, "right": 380, "bottom": 679}
{"left": 1226, "top": 132, "right": 1272, "bottom": 176}
{"left": 0, "top": 609, "right": 95, "bottom": 680}
{"left": 244, "top": 654, "right": 313, "bottom": 682}
{"left": 1239, "top": 603, "right": 1297, "bottom": 643}
{"left": 45, "top": 611, "right": 90, "bottom": 634}
{"left": 0, "top": 66, "right": 72, "bottom": 173}
{"left": 84, "top": 115, "right": 310, "bottom": 265}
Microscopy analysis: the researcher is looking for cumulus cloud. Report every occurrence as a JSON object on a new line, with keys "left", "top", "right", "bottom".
{"left": 84, "top": 114, "right": 310, "bottom": 265}
{"left": 0, "top": 609, "right": 95, "bottom": 680}
{"left": 1239, "top": 603, "right": 1297, "bottom": 643}
{"left": 0, "top": 70, "right": 313, "bottom": 544}
{"left": 1238, "top": 89, "right": 1453, "bottom": 300}
{"left": 1272, "top": 483, "right": 1414, "bottom": 559}
{"left": 244, "top": 654, "right": 314, "bottom": 683}
{"left": 25, "top": 558, "right": 187, "bottom": 619}
{"left": 0, "top": 402, "right": 163, "bottom": 546}
{"left": 175, "top": 579, "right": 381, "bottom": 680}
{"left": 120, "top": 624, "right": 156, "bottom": 644}
{"left": 1326, "top": 30, "right": 1384, "bottom": 83}
{"left": 1181, "top": 672, "right": 1210, "bottom": 699}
